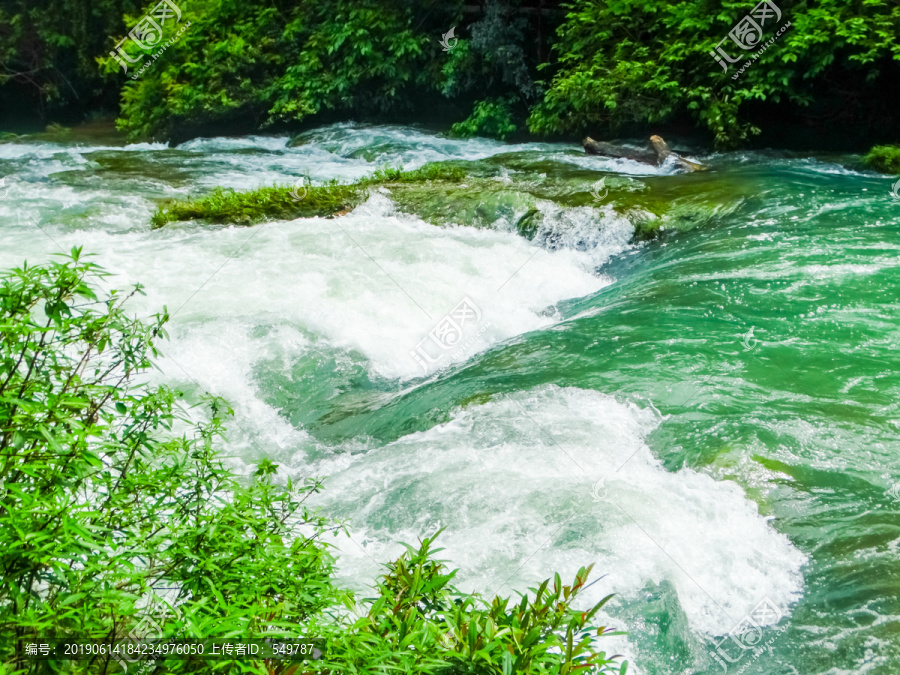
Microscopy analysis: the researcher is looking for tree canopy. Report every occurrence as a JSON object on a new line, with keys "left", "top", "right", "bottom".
{"left": 1, "top": 0, "right": 898, "bottom": 147}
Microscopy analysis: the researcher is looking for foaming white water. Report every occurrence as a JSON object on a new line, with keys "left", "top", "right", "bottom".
{"left": 0, "top": 192, "right": 617, "bottom": 381}
{"left": 311, "top": 386, "right": 805, "bottom": 640}
{"left": 168, "top": 124, "right": 696, "bottom": 189}
{"left": 173, "top": 124, "right": 566, "bottom": 191}
{"left": 526, "top": 200, "right": 635, "bottom": 267}
{"left": 294, "top": 122, "right": 559, "bottom": 166}
{"left": 177, "top": 135, "right": 291, "bottom": 152}
{"left": 173, "top": 134, "right": 369, "bottom": 191}
{"left": 561, "top": 152, "right": 687, "bottom": 176}
{"left": 0, "top": 140, "right": 167, "bottom": 161}
{"left": 158, "top": 317, "right": 316, "bottom": 473}
{"left": 0, "top": 123, "right": 673, "bottom": 232}
{"left": 167, "top": 194, "right": 606, "bottom": 381}
{"left": 788, "top": 157, "right": 869, "bottom": 177}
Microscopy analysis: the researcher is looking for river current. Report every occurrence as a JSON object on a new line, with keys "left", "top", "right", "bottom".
{"left": 1, "top": 123, "right": 898, "bottom": 674}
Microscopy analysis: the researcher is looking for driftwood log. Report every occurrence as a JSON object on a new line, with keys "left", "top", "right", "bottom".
{"left": 583, "top": 135, "right": 706, "bottom": 172}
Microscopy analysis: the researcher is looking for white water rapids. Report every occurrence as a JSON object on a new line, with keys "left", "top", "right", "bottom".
{"left": 0, "top": 123, "right": 809, "bottom": 673}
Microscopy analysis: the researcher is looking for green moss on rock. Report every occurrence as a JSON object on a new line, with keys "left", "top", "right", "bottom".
{"left": 150, "top": 163, "right": 468, "bottom": 228}
{"left": 150, "top": 183, "right": 361, "bottom": 228}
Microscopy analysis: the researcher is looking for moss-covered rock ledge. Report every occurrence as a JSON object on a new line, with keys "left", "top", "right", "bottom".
{"left": 150, "top": 164, "right": 468, "bottom": 228}
{"left": 150, "top": 159, "right": 737, "bottom": 245}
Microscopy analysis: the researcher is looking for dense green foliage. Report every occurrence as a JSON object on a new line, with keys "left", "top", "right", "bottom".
{"left": 863, "top": 144, "right": 900, "bottom": 173}
{"left": 324, "top": 534, "right": 627, "bottom": 674}
{"left": 452, "top": 98, "right": 518, "bottom": 141}
{"left": 0, "top": 0, "right": 138, "bottom": 121}
{"left": 108, "top": 0, "right": 454, "bottom": 141}
{"left": 3, "top": 0, "right": 899, "bottom": 147}
{"left": 0, "top": 253, "right": 627, "bottom": 674}
{"left": 0, "top": 251, "right": 338, "bottom": 673}
{"left": 150, "top": 163, "right": 467, "bottom": 227}
{"left": 108, "top": 0, "right": 545, "bottom": 142}
{"left": 528, "top": 0, "right": 900, "bottom": 148}
{"left": 440, "top": 0, "right": 543, "bottom": 138}
{"left": 440, "top": 1, "right": 539, "bottom": 103}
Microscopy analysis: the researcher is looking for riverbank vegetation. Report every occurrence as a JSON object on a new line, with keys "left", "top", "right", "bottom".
{"left": 863, "top": 145, "right": 900, "bottom": 174}
{"left": 2, "top": 1, "right": 898, "bottom": 152}
{"left": 0, "top": 252, "right": 628, "bottom": 673}
{"left": 527, "top": 0, "right": 900, "bottom": 149}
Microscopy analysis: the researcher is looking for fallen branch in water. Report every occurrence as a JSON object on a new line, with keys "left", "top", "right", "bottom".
{"left": 584, "top": 135, "right": 707, "bottom": 172}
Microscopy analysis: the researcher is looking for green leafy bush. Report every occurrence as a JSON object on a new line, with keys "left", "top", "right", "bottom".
{"left": 863, "top": 144, "right": 900, "bottom": 173}
{"left": 323, "top": 533, "right": 628, "bottom": 674}
{"left": 452, "top": 98, "right": 518, "bottom": 140}
{"left": 109, "top": 0, "right": 447, "bottom": 141}
{"left": 0, "top": 252, "right": 628, "bottom": 674}
{"left": 529, "top": 0, "right": 900, "bottom": 148}
{"left": 0, "top": 250, "right": 338, "bottom": 673}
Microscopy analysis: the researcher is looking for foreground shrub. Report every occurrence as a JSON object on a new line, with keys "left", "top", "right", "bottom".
{"left": 0, "top": 252, "right": 627, "bottom": 674}
{"left": 321, "top": 533, "right": 627, "bottom": 674}
{"left": 0, "top": 250, "right": 338, "bottom": 673}
{"left": 452, "top": 98, "right": 518, "bottom": 141}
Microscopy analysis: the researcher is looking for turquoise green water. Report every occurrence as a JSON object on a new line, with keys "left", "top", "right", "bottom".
{"left": 1, "top": 123, "right": 898, "bottom": 674}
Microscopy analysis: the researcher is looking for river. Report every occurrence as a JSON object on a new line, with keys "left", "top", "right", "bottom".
{"left": 1, "top": 122, "right": 898, "bottom": 674}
